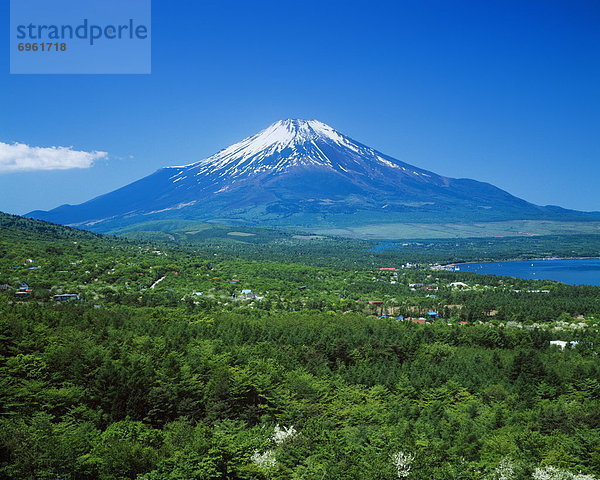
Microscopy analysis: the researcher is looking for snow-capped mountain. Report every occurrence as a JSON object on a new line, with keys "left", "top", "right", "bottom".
{"left": 170, "top": 119, "right": 435, "bottom": 178}
{"left": 28, "top": 119, "right": 593, "bottom": 233}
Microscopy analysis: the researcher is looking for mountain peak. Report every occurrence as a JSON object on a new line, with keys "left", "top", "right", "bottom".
{"left": 165, "top": 119, "right": 442, "bottom": 181}
{"left": 169, "top": 119, "right": 361, "bottom": 176}
{"left": 269, "top": 119, "right": 341, "bottom": 141}
{"left": 242, "top": 118, "right": 345, "bottom": 148}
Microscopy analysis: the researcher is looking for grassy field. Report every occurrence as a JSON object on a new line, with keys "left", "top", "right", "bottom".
{"left": 311, "top": 220, "right": 600, "bottom": 239}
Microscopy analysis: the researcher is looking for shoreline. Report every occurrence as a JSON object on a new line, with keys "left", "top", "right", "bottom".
{"left": 444, "top": 256, "right": 600, "bottom": 267}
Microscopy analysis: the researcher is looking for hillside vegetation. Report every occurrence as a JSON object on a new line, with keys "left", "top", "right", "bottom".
{"left": 0, "top": 213, "right": 598, "bottom": 479}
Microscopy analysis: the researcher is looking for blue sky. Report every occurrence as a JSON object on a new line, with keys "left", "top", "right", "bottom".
{"left": 1, "top": 0, "right": 599, "bottom": 215}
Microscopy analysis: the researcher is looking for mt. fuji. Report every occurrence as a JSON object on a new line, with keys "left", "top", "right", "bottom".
{"left": 28, "top": 119, "right": 597, "bottom": 235}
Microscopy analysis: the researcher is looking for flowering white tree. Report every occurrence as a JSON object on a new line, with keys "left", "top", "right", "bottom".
{"left": 532, "top": 466, "right": 597, "bottom": 480}
{"left": 272, "top": 424, "right": 297, "bottom": 444}
{"left": 490, "top": 457, "right": 517, "bottom": 480}
{"left": 251, "top": 424, "right": 298, "bottom": 472}
{"left": 391, "top": 451, "right": 415, "bottom": 478}
{"left": 251, "top": 449, "right": 277, "bottom": 469}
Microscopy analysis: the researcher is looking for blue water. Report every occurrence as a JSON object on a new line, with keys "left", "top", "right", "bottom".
{"left": 458, "top": 258, "right": 600, "bottom": 286}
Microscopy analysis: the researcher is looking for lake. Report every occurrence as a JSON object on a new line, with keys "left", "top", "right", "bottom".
{"left": 457, "top": 258, "right": 600, "bottom": 286}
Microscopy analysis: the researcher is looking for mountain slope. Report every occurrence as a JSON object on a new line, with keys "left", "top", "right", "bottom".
{"left": 28, "top": 119, "right": 598, "bottom": 233}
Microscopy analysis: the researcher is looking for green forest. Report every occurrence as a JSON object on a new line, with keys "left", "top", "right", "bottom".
{"left": 0, "top": 213, "right": 598, "bottom": 480}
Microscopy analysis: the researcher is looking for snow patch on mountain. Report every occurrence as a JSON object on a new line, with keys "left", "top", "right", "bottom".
{"left": 167, "top": 119, "right": 428, "bottom": 180}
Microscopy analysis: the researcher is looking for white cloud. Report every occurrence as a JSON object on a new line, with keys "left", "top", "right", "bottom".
{"left": 0, "top": 142, "right": 107, "bottom": 173}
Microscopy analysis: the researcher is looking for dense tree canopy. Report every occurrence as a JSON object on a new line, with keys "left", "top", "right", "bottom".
{"left": 0, "top": 212, "right": 598, "bottom": 479}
